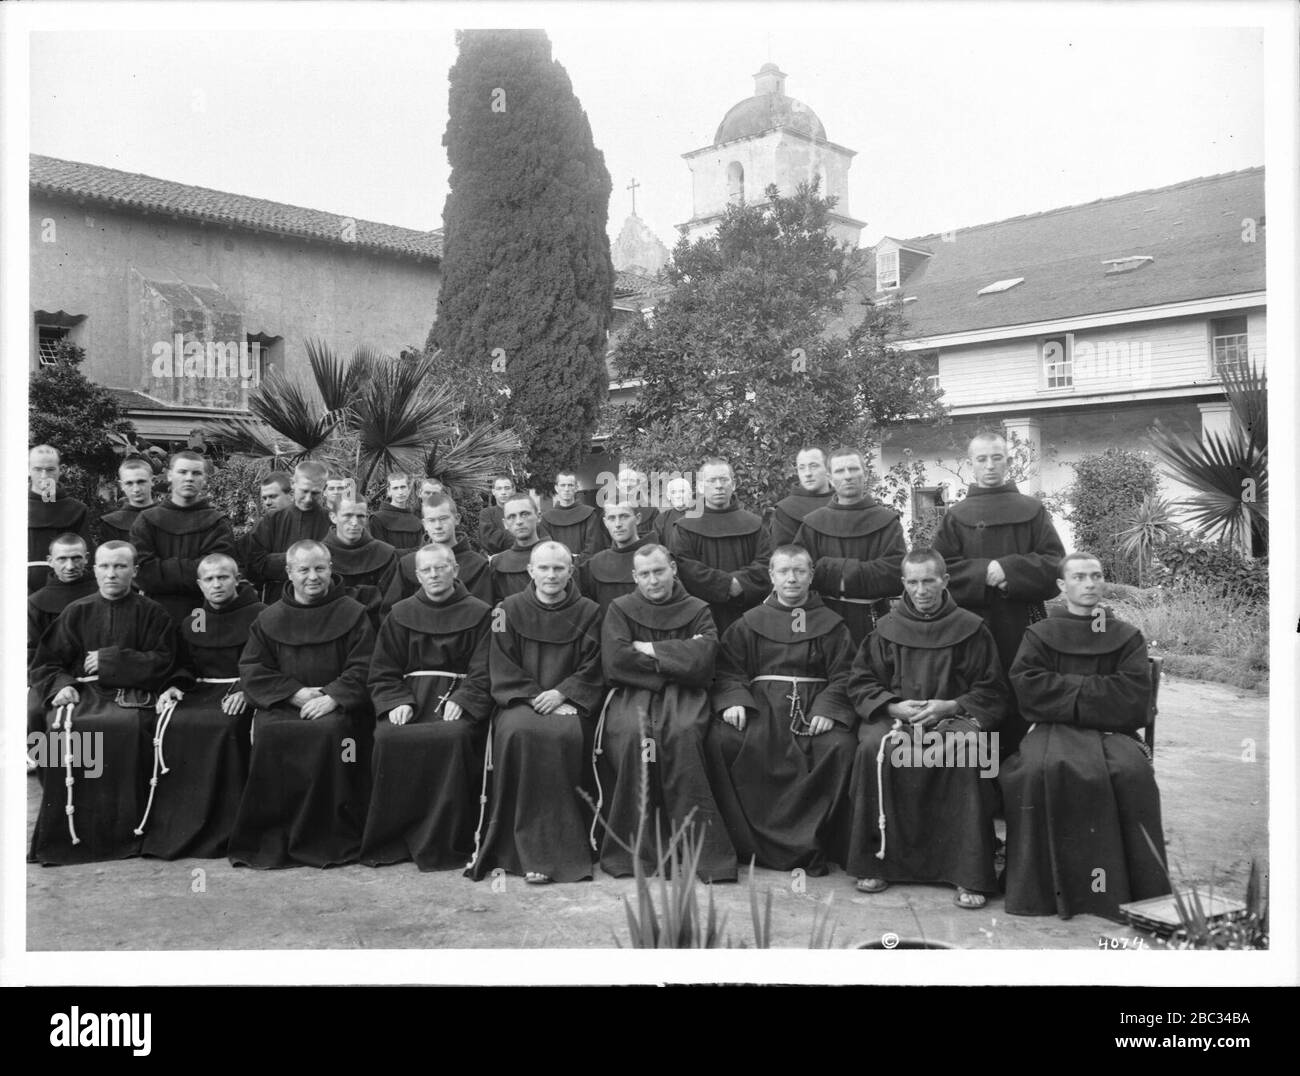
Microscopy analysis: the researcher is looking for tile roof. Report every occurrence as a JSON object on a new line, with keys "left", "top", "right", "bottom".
{"left": 613, "top": 269, "right": 671, "bottom": 305}
{"left": 851, "top": 167, "right": 1265, "bottom": 340}
{"left": 106, "top": 388, "right": 245, "bottom": 414}
{"left": 31, "top": 155, "right": 443, "bottom": 262}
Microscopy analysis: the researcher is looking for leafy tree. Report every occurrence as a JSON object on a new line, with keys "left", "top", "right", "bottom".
{"left": 607, "top": 181, "right": 945, "bottom": 508}
{"left": 434, "top": 28, "right": 614, "bottom": 490}
{"left": 28, "top": 340, "right": 137, "bottom": 475}
{"left": 1059, "top": 448, "right": 1161, "bottom": 584}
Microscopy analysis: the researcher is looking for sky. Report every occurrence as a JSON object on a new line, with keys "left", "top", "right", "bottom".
{"left": 24, "top": 4, "right": 1267, "bottom": 254}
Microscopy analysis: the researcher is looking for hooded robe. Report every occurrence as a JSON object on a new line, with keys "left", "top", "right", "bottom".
{"left": 28, "top": 590, "right": 176, "bottom": 864}
{"left": 596, "top": 582, "right": 735, "bottom": 881}
{"left": 244, "top": 504, "right": 332, "bottom": 585}
{"left": 931, "top": 482, "right": 1064, "bottom": 753}
{"left": 227, "top": 580, "right": 375, "bottom": 869}
{"left": 541, "top": 502, "right": 601, "bottom": 563}
{"left": 130, "top": 499, "right": 238, "bottom": 624}
{"left": 28, "top": 487, "right": 90, "bottom": 593}
{"left": 576, "top": 535, "right": 657, "bottom": 615}
{"left": 363, "top": 582, "right": 493, "bottom": 870}
{"left": 1001, "top": 608, "right": 1169, "bottom": 919}
{"left": 322, "top": 529, "right": 398, "bottom": 629}
{"left": 706, "top": 592, "right": 857, "bottom": 873}
{"left": 96, "top": 503, "right": 149, "bottom": 547}
{"left": 368, "top": 502, "right": 425, "bottom": 551}
{"left": 794, "top": 498, "right": 906, "bottom": 645}
{"left": 844, "top": 592, "right": 1008, "bottom": 891}
{"left": 467, "top": 581, "right": 603, "bottom": 882}
{"left": 382, "top": 538, "right": 492, "bottom": 611}
{"left": 139, "top": 585, "right": 266, "bottom": 859}
{"left": 669, "top": 498, "right": 771, "bottom": 633}
{"left": 767, "top": 486, "right": 834, "bottom": 549}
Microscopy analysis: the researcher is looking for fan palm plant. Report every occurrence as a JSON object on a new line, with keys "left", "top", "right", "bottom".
{"left": 201, "top": 338, "right": 521, "bottom": 496}
{"left": 1146, "top": 360, "right": 1267, "bottom": 555}
{"left": 1115, "top": 494, "right": 1182, "bottom": 587}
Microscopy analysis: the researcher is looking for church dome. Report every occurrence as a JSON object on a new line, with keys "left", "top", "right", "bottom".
{"left": 714, "top": 64, "right": 827, "bottom": 145}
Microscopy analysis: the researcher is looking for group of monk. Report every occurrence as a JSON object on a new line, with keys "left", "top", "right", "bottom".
{"left": 25, "top": 432, "right": 1170, "bottom": 921}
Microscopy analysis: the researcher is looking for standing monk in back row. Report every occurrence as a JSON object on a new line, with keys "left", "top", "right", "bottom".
{"left": 932, "top": 432, "right": 1063, "bottom": 755}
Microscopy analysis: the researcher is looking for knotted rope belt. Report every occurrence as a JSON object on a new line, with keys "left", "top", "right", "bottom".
{"left": 48, "top": 674, "right": 104, "bottom": 845}
{"left": 135, "top": 677, "right": 240, "bottom": 835}
{"left": 403, "top": 669, "right": 466, "bottom": 719}
{"left": 589, "top": 688, "right": 620, "bottom": 851}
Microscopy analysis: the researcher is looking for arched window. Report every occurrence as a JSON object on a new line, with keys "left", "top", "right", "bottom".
{"left": 726, "top": 161, "right": 745, "bottom": 205}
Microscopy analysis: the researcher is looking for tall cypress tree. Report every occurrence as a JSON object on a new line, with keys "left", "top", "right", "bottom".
{"left": 435, "top": 29, "right": 614, "bottom": 489}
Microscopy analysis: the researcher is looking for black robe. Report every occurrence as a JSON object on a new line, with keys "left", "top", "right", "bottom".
{"left": 130, "top": 499, "right": 238, "bottom": 624}
{"left": 931, "top": 482, "right": 1065, "bottom": 753}
{"left": 669, "top": 498, "right": 771, "bottom": 633}
{"left": 227, "top": 581, "right": 375, "bottom": 869}
{"left": 488, "top": 537, "right": 545, "bottom": 604}
{"left": 27, "top": 572, "right": 105, "bottom": 739}
{"left": 382, "top": 538, "right": 492, "bottom": 611}
{"left": 1001, "top": 608, "right": 1169, "bottom": 920}
{"left": 844, "top": 593, "right": 1008, "bottom": 890}
{"left": 368, "top": 502, "right": 425, "bottom": 551}
{"left": 794, "top": 498, "right": 906, "bottom": 645}
{"left": 95, "top": 503, "right": 149, "bottom": 547}
{"left": 541, "top": 502, "right": 601, "bottom": 563}
{"left": 363, "top": 583, "right": 493, "bottom": 870}
{"left": 576, "top": 535, "right": 657, "bottom": 615}
{"left": 705, "top": 592, "right": 857, "bottom": 873}
{"left": 140, "top": 585, "right": 266, "bottom": 859}
{"left": 28, "top": 488, "right": 90, "bottom": 593}
{"left": 467, "top": 581, "right": 604, "bottom": 882}
{"left": 595, "top": 505, "right": 664, "bottom": 550}
{"left": 597, "top": 582, "right": 734, "bottom": 881}
{"left": 478, "top": 503, "right": 511, "bottom": 555}
{"left": 244, "top": 504, "right": 332, "bottom": 584}
{"left": 322, "top": 529, "right": 398, "bottom": 629}
{"left": 28, "top": 591, "right": 177, "bottom": 865}
{"left": 656, "top": 506, "right": 691, "bottom": 550}
{"left": 767, "top": 486, "right": 834, "bottom": 549}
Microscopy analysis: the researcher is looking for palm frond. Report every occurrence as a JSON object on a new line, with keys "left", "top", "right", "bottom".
{"left": 427, "top": 421, "right": 524, "bottom": 493}
{"left": 352, "top": 352, "right": 464, "bottom": 487}
{"left": 1220, "top": 359, "right": 1267, "bottom": 447}
{"left": 201, "top": 415, "right": 306, "bottom": 465}
{"left": 304, "top": 337, "right": 356, "bottom": 415}
{"left": 246, "top": 365, "right": 332, "bottom": 456}
{"left": 1147, "top": 421, "right": 1265, "bottom": 546}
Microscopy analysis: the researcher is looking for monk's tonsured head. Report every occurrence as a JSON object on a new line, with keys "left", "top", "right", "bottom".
{"left": 331, "top": 499, "right": 369, "bottom": 546}
{"left": 291, "top": 461, "right": 328, "bottom": 512}
{"left": 286, "top": 540, "right": 332, "bottom": 603}
{"left": 769, "top": 544, "right": 813, "bottom": 607}
{"left": 415, "top": 542, "right": 459, "bottom": 600}
{"left": 1057, "top": 552, "right": 1105, "bottom": 614}
{"left": 602, "top": 501, "right": 638, "bottom": 546}
{"left": 633, "top": 544, "right": 676, "bottom": 603}
{"left": 968, "top": 432, "right": 1009, "bottom": 489}
{"left": 528, "top": 541, "right": 572, "bottom": 602}
{"left": 94, "top": 540, "right": 138, "bottom": 599}
{"left": 503, "top": 493, "right": 539, "bottom": 544}
{"left": 48, "top": 533, "right": 88, "bottom": 583}
{"left": 197, "top": 553, "right": 241, "bottom": 608}
{"left": 421, "top": 494, "right": 461, "bottom": 544}
{"left": 901, "top": 548, "right": 949, "bottom": 615}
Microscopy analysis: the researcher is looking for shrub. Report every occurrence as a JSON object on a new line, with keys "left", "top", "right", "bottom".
{"left": 206, "top": 455, "right": 268, "bottom": 538}
{"left": 1153, "top": 535, "right": 1268, "bottom": 606}
{"left": 1060, "top": 449, "right": 1161, "bottom": 584}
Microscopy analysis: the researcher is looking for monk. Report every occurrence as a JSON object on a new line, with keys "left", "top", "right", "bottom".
{"left": 368, "top": 472, "right": 424, "bottom": 551}
{"left": 478, "top": 476, "right": 519, "bottom": 555}
{"left": 1001, "top": 552, "right": 1170, "bottom": 919}
{"left": 467, "top": 542, "right": 604, "bottom": 884}
{"left": 130, "top": 450, "right": 237, "bottom": 624}
{"left": 27, "top": 445, "right": 90, "bottom": 592}
{"left": 595, "top": 544, "right": 734, "bottom": 881}
{"left": 767, "top": 446, "right": 834, "bottom": 548}
{"left": 322, "top": 498, "right": 398, "bottom": 628}
{"left": 95, "top": 458, "right": 156, "bottom": 545}
{"left": 705, "top": 545, "right": 857, "bottom": 873}
{"left": 541, "top": 470, "right": 600, "bottom": 563}
{"left": 28, "top": 541, "right": 177, "bottom": 864}
{"left": 794, "top": 447, "right": 905, "bottom": 645}
{"left": 670, "top": 457, "right": 771, "bottom": 633}
{"left": 140, "top": 554, "right": 266, "bottom": 858}
{"left": 487, "top": 493, "right": 550, "bottom": 602}
{"left": 244, "top": 460, "right": 332, "bottom": 591}
{"left": 227, "top": 540, "right": 375, "bottom": 869}
{"left": 576, "top": 501, "right": 656, "bottom": 615}
{"left": 932, "top": 432, "right": 1064, "bottom": 755}
{"left": 845, "top": 549, "right": 1008, "bottom": 908}
{"left": 363, "top": 543, "right": 493, "bottom": 869}
{"left": 655, "top": 476, "right": 695, "bottom": 549}
{"left": 382, "top": 494, "right": 492, "bottom": 610}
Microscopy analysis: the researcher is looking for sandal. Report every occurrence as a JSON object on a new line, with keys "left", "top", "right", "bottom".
{"left": 954, "top": 887, "right": 987, "bottom": 910}
{"left": 856, "top": 877, "right": 889, "bottom": 894}
{"left": 525, "top": 872, "right": 552, "bottom": 885}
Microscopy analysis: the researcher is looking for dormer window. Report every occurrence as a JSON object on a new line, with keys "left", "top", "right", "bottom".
{"left": 876, "top": 250, "right": 899, "bottom": 290}
{"left": 1103, "top": 256, "right": 1154, "bottom": 275}
{"left": 977, "top": 277, "right": 1024, "bottom": 296}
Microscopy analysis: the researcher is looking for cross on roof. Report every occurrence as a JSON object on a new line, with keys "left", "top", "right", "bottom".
{"left": 627, "top": 177, "right": 641, "bottom": 216}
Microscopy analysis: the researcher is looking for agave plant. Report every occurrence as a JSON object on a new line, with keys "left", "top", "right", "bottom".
{"left": 1147, "top": 361, "right": 1267, "bottom": 555}
{"left": 200, "top": 338, "right": 520, "bottom": 495}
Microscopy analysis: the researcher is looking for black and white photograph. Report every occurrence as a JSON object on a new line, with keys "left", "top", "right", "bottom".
{"left": 2, "top": 0, "right": 1295, "bottom": 992}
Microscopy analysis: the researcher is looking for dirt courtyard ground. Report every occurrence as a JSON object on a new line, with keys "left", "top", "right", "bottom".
{"left": 25, "top": 674, "right": 1268, "bottom": 955}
